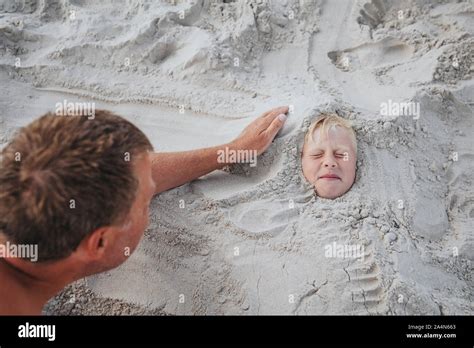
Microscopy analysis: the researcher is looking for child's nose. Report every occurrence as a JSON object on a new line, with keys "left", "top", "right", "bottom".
{"left": 323, "top": 155, "right": 337, "bottom": 168}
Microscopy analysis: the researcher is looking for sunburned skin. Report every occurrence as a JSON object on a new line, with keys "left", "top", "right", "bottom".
{"left": 302, "top": 125, "right": 357, "bottom": 199}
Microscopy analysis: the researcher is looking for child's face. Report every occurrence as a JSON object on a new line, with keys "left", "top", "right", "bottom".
{"left": 302, "top": 126, "right": 356, "bottom": 199}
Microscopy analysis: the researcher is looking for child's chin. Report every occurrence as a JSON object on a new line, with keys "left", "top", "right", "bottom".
{"left": 317, "top": 192, "right": 340, "bottom": 199}
{"left": 315, "top": 186, "right": 345, "bottom": 199}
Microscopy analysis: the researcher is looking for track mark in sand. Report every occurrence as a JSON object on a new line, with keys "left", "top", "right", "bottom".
{"left": 306, "top": 0, "right": 353, "bottom": 94}
{"left": 344, "top": 243, "right": 385, "bottom": 313}
{"left": 328, "top": 38, "right": 414, "bottom": 72}
{"left": 36, "top": 86, "right": 171, "bottom": 105}
{"left": 293, "top": 279, "right": 328, "bottom": 314}
{"left": 33, "top": 86, "right": 247, "bottom": 129}
{"left": 255, "top": 273, "right": 262, "bottom": 315}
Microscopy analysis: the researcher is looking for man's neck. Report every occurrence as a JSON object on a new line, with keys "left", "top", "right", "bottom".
{"left": 0, "top": 257, "right": 71, "bottom": 315}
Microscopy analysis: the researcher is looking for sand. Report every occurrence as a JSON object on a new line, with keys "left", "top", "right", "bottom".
{"left": 0, "top": 0, "right": 472, "bottom": 315}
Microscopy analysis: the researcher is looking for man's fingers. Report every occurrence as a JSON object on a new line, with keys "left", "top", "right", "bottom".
{"left": 264, "top": 112, "right": 287, "bottom": 139}
{"left": 266, "top": 106, "right": 288, "bottom": 117}
{"left": 260, "top": 106, "right": 289, "bottom": 129}
{"left": 260, "top": 106, "right": 289, "bottom": 118}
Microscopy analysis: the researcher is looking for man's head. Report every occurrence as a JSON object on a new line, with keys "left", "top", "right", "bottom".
{"left": 0, "top": 110, "right": 155, "bottom": 275}
{"left": 301, "top": 113, "right": 357, "bottom": 199}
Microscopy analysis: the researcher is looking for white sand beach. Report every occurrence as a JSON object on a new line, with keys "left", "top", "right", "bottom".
{"left": 0, "top": 0, "right": 472, "bottom": 314}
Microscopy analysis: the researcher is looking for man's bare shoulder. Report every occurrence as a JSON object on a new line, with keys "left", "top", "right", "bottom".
{"left": 0, "top": 261, "right": 39, "bottom": 315}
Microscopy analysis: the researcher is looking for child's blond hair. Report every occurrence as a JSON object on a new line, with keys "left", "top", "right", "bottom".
{"left": 305, "top": 113, "right": 357, "bottom": 153}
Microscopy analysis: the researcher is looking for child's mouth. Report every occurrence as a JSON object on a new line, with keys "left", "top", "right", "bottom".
{"left": 319, "top": 174, "right": 341, "bottom": 180}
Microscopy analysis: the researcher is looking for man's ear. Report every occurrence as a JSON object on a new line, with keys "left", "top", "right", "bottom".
{"left": 78, "top": 227, "right": 112, "bottom": 261}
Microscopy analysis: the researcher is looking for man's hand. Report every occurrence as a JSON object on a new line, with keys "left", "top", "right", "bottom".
{"left": 151, "top": 105, "right": 289, "bottom": 194}
{"left": 229, "top": 106, "right": 289, "bottom": 155}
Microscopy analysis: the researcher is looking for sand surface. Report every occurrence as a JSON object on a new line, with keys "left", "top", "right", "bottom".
{"left": 0, "top": 0, "right": 473, "bottom": 314}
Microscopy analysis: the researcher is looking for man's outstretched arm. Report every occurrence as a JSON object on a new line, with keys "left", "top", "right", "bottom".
{"left": 151, "top": 106, "right": 289, "bottom": 195}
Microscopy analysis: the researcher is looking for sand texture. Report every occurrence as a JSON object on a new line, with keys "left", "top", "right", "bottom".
{"left": 0, "top": 0, "right": 472, "bottom": 315}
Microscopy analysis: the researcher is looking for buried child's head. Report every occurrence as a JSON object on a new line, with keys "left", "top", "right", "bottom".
{"left": 301, "top": 113, "right": 357, "bottom": 199}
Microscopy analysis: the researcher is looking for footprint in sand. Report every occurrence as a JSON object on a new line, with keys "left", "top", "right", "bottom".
{"left": 223, "top": 198, "right": 301, "bottom": 236}
{"left": 357, "top": 0, "right": 391, "bottom": 29}
{"left": 327, "top": 38, "right": 414, "bottom": 72}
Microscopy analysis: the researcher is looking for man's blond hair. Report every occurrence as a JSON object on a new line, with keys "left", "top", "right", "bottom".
{"left": 305, "top": 113, "right": 357, "bottom": 153}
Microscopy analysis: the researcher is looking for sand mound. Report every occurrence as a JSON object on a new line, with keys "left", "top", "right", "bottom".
{"left": 0, "top": 0, "right": 472, "bottom": 314}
